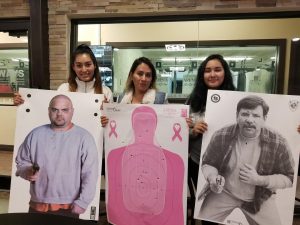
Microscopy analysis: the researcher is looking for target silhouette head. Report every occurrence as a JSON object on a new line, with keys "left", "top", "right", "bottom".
{"left": 131, "top": 106, "right": 157, "bottom": 143}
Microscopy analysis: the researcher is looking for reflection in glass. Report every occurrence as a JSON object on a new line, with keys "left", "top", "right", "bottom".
{"left": 112, "top": 46, "right": 278, "bottom": 97}
{"left": 90, "top": 45, "right": 113, "bottom": 90}
{"left": 0, "top": 49, "right": 29, "bottom": 93}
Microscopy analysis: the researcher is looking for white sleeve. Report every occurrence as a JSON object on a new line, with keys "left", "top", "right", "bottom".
{"left": 103, "top": 86, "right": 114, "bottom": 102}
{"left": 57, "top": 83, "right": 70, "bottom": 92}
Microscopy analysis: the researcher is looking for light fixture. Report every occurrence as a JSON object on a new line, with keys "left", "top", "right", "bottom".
{"left": 11, "top": 58, "right": 29, "bottom": 62}
{"left": 224, "top": 57, "right": 253, "bottom": 61}
{"left": 169, "top": 66, "right": 185, "bottom": 72}
{"left": 160, "top": 56, "right": 252, "bottom": 62}
{"left": 100, "top": 67, "right": 112, "bottom": 72}
{"left": 160, "top": 72, "right": 173, "bottom": 77}
{"left": 292, "top": 37, "right": 300, "bottom": 42}
{"left": 165, "top": 44, "right": 186, "bottom": 52}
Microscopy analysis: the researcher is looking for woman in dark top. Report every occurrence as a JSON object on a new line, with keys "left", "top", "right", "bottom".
{"left": 186, "top": 54, "right": 235, "bottom": 225}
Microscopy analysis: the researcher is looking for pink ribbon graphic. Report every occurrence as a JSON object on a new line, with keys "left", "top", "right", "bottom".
{"left": 109, "top": 120, "right": 118, "bottom": 138}
{"left": 172, "top": 123, "right": 182, "bottom": 142}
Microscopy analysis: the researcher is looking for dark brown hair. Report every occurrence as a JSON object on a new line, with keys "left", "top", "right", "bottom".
{"left": 188, "top": 54, "right": 235, "bottom": 113}
{"left": 69, "top": 44, "right": 103, "bottom": 94}
{"left": 124, "top": 57, "right": 157, "bottom": 92}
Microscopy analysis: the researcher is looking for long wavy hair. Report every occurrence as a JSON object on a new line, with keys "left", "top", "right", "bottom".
{"left": 124, "top": 57, "right": 157, "bottom": 93}
{"left": 68, "top": 44, "right": 103, "bottom": 94}
{"left": 188, "top": 54, "right": 235, "bottom": 113}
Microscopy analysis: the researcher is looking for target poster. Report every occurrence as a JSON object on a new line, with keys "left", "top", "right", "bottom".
{"left": 103, "top": 103, "right": 189, "bottom": 225}
{"left": 194, "top": 90, "right": 300, "bottom": 225}
{"left": 9, "top": 88, "right": 103, "bottom": 221}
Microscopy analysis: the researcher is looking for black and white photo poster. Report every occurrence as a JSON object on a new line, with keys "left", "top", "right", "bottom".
{"left": 8, "top": 88, "right": 103, "bottom": 221}
{"left": 194, "top": 90, "right": 299, "bottom": 225}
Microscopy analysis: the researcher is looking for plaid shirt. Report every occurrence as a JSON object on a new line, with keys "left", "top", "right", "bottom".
{"left": 202, "top": 124, "right": 294, "bottom": 213}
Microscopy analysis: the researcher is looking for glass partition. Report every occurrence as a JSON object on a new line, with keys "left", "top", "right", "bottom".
{"left": 0, "top": 31, "right": 29, "bottom": 105}
{"left": 0, "top": 48, "right": 29, "bottom": 93}
{"left": 90, "top": 45, "right": 113, "bottom": 90}
{"left": 112, "top": 45, "right": 278, "bottom": 98}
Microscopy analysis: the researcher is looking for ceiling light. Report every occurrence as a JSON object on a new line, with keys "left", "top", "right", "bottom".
{"left": 224, "top": 57, "right": 253, "bottom": 61}
{"left": 160, "top": 72, "right": 173, "bottom": 77}
{"left": 292, "top": 37, "right": 300, "bottom": 42}
{"left": 161, "top": 56, "right": 252, "bottom": 62}
{"left": 165, "top": 44, "right": 185, "bottom": 52}
{"left": 170, "top": 66, "right": 185, "bottom": 72}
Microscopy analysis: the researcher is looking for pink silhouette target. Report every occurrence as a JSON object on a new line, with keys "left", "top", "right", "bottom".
{"left": 107, "top": 106, "right": 185, "bottom": 225}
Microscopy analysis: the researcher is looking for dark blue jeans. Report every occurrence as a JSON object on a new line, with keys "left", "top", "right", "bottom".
{"left": 29, "top": 207, "right": 79, "bottom": 219}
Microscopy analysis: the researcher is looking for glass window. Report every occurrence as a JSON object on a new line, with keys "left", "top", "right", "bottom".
{"left": 0, "top": 32, "right": 29, "bottom": 94}
{"left": 90, "top": 45, "right": 113, "bottom": 90}
{"left": 112, "top": 46, "right": 278, "bottom": 98}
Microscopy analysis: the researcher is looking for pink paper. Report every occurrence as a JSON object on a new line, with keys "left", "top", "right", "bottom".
{"left": 107, "top": 106, "right": 184, "bottom": 225}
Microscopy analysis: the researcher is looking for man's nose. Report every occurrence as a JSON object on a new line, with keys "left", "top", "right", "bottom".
{"left": 245, "top": 116, "right": 254, "bottom": 123}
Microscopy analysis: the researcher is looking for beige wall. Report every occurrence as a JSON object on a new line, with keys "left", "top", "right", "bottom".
{"left": 0, "top": 0, "right": 29, "bottom": 18}
{"left": 0, "top": 106, "right": 16, "bottom": 145}
{"left": 78, "top": 24, "right": 101, "bottom": 45}
{"left": 100, "top": 18, "right": 300, "bottom": 43}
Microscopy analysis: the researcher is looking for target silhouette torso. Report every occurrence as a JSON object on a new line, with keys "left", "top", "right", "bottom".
{"left": 122, "top": 143, "right": 167, "bottom": 215}
{"left": 107, "top": 106, "right": 184, "bottom": 225}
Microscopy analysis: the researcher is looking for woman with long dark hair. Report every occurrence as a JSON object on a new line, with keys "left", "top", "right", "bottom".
{"left": 14, "top": 44, "right": 113, "bottom": 105}
{"left": 186, "top": 54, "right": 235, "bottom": 225}
{"left": 57, "top": 44, "right": 113, "bottom": 101}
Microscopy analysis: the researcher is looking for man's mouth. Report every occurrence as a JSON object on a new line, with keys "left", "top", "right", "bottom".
{"left": 244, "top": 126, "right": 256, "bottom": 130}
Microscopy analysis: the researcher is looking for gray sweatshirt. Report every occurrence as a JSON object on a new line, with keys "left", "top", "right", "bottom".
{"left": 16, "top": 124, "right": 99, "bottom": 209}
